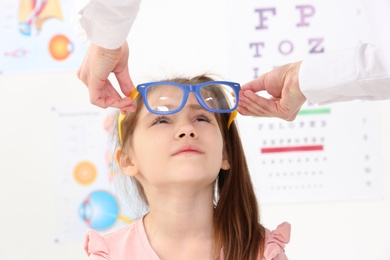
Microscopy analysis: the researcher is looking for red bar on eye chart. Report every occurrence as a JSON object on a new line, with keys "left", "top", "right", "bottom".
{"left": 261, "top": 145, "right": 324, "bottom": 154}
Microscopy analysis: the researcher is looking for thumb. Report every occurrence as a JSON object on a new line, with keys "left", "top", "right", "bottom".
{"left": 115, "top": 68, "right": 135, "bottom": 97}
{"left": 241, "top": 74, "right": 267, "bottom": 92}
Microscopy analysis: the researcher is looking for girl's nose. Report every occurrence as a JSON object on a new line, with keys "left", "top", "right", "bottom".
{"left": 178, "top": 132, "right": 195, "bottom": 138}
{"left": 175, "top": 123, "right": 198, "bottom": 139}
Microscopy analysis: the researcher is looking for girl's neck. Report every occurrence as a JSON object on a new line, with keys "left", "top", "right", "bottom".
{"left": 144, "top": 186, "right": 215, "bottom": 239}
{"left": 142, "top": 186, "right": 216, "bottom": 259}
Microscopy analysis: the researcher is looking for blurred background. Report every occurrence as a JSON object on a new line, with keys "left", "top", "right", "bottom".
{"left": 0, "top": 0, "right": 389, "bottom": 259}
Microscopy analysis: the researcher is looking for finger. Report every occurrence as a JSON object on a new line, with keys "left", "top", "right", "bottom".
{"left": 242, "top": 89, "right": 297, "bottom": 119}
{"left": 90, "top": 95, "right": 117, "bottom": 109}
{"left": 237, "top": 104, "right": 251, "bottom": 116}
{"left": 241, "top": 90, "right": 277, "bottom": 112}
{"left": 237, "top": 101, "right": 265, "bottom": 116}
{"left": 115, "top": 68, "right": 135, "bottom": 96}
{"left": 241, "top": 75, "right": 267, "bottom": 92}
{"left": 239, "top": 89, "right": 303, "bottom": 120}
{"left": 88, "top": 79, "right": 120, "bottom": 108}
{"left": 238, "top": 100, "right": 268, "bottom": 117}
{"left": 111, "top": 97, "right": 136, "bottom": 112}
{"left": 239, "top": 93, "right": 275, "bottom": 117}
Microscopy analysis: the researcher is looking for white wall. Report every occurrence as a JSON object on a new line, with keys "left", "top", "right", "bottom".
{"left": 0, "top": 0, "right": 389, "bottom": 259}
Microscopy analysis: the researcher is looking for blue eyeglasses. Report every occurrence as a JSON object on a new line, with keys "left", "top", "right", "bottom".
{"left": 118, "top": 81, "right": 240, "bottom": 144}
{"left": 136, "top": 81, "right": 240, "bottom": 114}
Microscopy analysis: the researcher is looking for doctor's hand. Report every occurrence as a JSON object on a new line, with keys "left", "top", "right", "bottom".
{"left": 238, "top": 61, "right": 306, "bottom": 121}
{"left": 77, "top": 42, "right": 136, "bottom": 112}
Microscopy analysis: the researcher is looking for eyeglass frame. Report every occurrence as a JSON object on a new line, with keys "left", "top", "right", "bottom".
{"left": 118, "top": 81, "right": 240, "bottom": 144}
{"left": 137, "top": 80, "right": 240, "bottom": 114}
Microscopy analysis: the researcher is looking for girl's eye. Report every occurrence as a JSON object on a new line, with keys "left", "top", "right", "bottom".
{"left": 152, "top": 116, "right": 170, "bottom": 125}
{"left": 196, "top": 113, "right": 212, "bottom": 122}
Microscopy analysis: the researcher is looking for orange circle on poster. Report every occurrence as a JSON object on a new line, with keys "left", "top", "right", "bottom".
{"left": 49, "top": 34, "right": 73, "bottom": 60}
{"left": 73, "top": 161, "right": 97, "bottom": 185}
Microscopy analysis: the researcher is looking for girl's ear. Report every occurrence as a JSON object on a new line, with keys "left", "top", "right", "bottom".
{"left": 221, "top": 159, "right": 230, "bottom": 170}
{"left": 221, "top": 151, "right": 231, "bottom": 170}
{"left": 115, "top": 147, "right": 139, "bottom": 176}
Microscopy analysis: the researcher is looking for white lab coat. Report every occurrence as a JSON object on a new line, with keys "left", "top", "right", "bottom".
{"left": 300, "top": 43, "right": 390, "bottom": 104}
{"left": 71, "top": 0, "right": 141, "bottom": 49}
{"left": 300, "top": 0, "right": 390, "bottom": 104}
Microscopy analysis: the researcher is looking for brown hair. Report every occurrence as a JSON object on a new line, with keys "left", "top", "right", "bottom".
{"left": 117, "top": 75, "right": 265, "bottom": 259}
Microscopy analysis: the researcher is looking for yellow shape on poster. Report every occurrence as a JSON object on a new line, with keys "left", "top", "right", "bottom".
{"left": 73, "top": 161, "right": 98, "bottom": 186}
{"left": 49, "top": 34, "right": 73, "bottom": 60}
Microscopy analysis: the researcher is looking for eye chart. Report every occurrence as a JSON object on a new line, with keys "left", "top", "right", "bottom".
{"left": 236, "top": 102, "right": 384, "bottom": 203}
{"left": 227, "top": 0, "right": 385, "bottom": 203}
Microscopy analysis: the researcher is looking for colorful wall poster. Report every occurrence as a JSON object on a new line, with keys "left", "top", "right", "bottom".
{"left": 52, "top": 106, "right": 143, "bottom": 243}
{"left": 0, "top": 0, "right": 87, "bottom": 73}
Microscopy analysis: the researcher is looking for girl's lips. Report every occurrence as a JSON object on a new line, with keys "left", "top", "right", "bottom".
{"left": 172, "top": 145, "right": 204, "bottom": 156}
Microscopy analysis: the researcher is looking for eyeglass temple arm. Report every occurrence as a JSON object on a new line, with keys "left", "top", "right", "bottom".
{"left": 118, "top": 89, "right": 140, "bottom": 144}
{"left": 228, "top": 110, "right": 237, "bottom": 129}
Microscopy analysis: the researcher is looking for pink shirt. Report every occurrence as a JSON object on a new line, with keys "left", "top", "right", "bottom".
{"left": 84, "top": 217, "right": 290, "bottom": 260}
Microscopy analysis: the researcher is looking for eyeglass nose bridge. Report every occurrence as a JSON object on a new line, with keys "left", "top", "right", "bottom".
{"left": 178, "top": 84, "right": 208, "bottom": 112}
{"left": 186, "top": 84, "right": 207, "bottom": 106}
{"left": 180, "top": 84, "right": 195, "bottom": 104}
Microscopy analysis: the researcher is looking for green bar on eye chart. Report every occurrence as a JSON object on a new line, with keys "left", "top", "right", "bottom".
{"left": 298, "top": 108, "right": 331, "bottom": 116}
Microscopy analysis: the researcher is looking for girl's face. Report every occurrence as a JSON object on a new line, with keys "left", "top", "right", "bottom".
{"left": 122, "top": 92, "right": 230, "bottom": 191}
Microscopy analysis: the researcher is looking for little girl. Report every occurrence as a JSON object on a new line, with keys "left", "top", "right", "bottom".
{"left": 84, "top": 75, "right": 290, "bottom": 259}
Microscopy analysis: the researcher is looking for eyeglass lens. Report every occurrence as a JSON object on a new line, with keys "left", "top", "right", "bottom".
{"left": 145, "top": 83, "right": 236, "bottom": 113}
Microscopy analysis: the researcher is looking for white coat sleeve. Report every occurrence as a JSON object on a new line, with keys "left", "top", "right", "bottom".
{"left": 299, "top": 43, "right": 390, "bottom": 104}
{"left": 71, "top": 0, "right": 141, "bottom": 49}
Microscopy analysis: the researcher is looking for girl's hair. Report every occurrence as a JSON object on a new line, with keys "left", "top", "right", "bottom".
{"left": 117, "top": 75, "right": 265, "bottom": 260}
